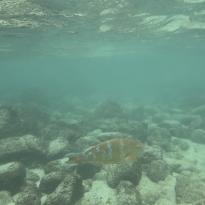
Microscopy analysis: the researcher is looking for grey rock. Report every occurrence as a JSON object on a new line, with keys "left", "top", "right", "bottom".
{"left": 0, "top": 162, "right": 26, "bottom": 193}
{"left": 106, "top": 161, "right": 142, "bottom": 188}
{"left": 15, "top": 184, "right": 41, "bottom": 205}
{"left": 146, "top": 160, "right": 169, "bottom": 182}
{"left": 44, "top": 174, "right": 83, "bottom": 205}
{"left": 39, "top": 172, "right": 65, "bottom": 194}
{"left": 117, "top": 181, "right": 142, "bottom": 205}
{"left": 0, "top": 134, "right": 46, "bottom": 163}
{"left": 191, "top": 129, "right": 205, "bottom": 144}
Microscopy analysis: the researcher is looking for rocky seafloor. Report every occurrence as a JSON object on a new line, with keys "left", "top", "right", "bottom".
{"left": 1, "top": 100, "right": 205, "bottom": 205}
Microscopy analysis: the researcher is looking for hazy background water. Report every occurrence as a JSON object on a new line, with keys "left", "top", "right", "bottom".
{"left": 1, "top": 0, "right": 205, "bottom": 107}
{"left": 1, "top": 39, "right": 205, "bottom": 106}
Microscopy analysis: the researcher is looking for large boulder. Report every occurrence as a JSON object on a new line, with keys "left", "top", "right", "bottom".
{"left": 0, "top": 135, "right": 46, "bottom": 163}
{"left": 0, "top": 162, "right": 26, "bottom": 193}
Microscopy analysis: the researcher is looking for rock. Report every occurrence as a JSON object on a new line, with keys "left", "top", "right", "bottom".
{"left": 129, "top": 105, "right": 159, "bottom": 121}
{"left": 0, "top": 104, "right": 49, "bottom": 138}
{"left": 94, "top": 101, "right": 125, "bottom": 119}
{"left": 47, "top": 137, "right": 70, "bottom": 159}
{"left": 0, "top": 135, "right": 46, "bottom": 163}
{"left": 191, "top": 129, "right": 205, "bottom": 144}
{"left": 141, "top": 145, "right": 163, "bottom": 164}
{"left": 44, "top": 158, "right": 75, "bottom": 174}
{"left": 44, "top": 174, "right": 83, "bottom": 205}
{"left": 106, "top": 161, "right": 142, "bottom": 188}
{"left": 26, "top": 170, "right": 41, "bottom": 184}
{"left": 146, "top": 160, "right": 169, "bottom": 182}
{"left": 76, "top": 180, "right": 117, "bottom": 205}
{"left": 147, "top": 124, "right": 172, "bottom": 151}
{"left": 139, "top": 174, "right": 176, "bottom": 205}
{"left": 171, "top": 138, "right": 190, "bottom": 151}
{"left": 192, "top": 105, "right": 205, "bottom": 117}
{"left": 169, "top": 124, "right": 191, "bottom": 140}
{"left": 176, "top": 174, "right": 205, "bottom": 204}
{"left": 26, "top": 168, "right": 45, "bottom": 187}
{"left": 160, "top": 120, "right": 181, "bottom": 130}
{"left": 14, "top": 184, "right": 41, "bottom": 205}
{"left": 39, "top": 172, "right": 65, "bottom": 194}
{"left": 0, "top": 162, "right": 26, "bottom": 193}
{"left": 0, "top": 105, "right": 21, "bottom": 138}
{"left": 0, "top": 191, "right": 13, "bottom": 205}
{"left": 76, "top": 163, "right": 101, "bottom": 179}
{"left": 116, "top": 181, "right": 142, "bottom": 205}
{"left": 177, "top": 114, "right": 202, "bottom": 129}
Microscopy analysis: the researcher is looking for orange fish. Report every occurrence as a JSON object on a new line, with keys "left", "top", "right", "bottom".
{"left": 68, "top": 138, "right": 143, "bottom": 165}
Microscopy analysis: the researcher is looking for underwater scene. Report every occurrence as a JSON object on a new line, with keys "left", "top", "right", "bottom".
{"left": 1, "top": 0, "right": 205, "bottom": 205}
